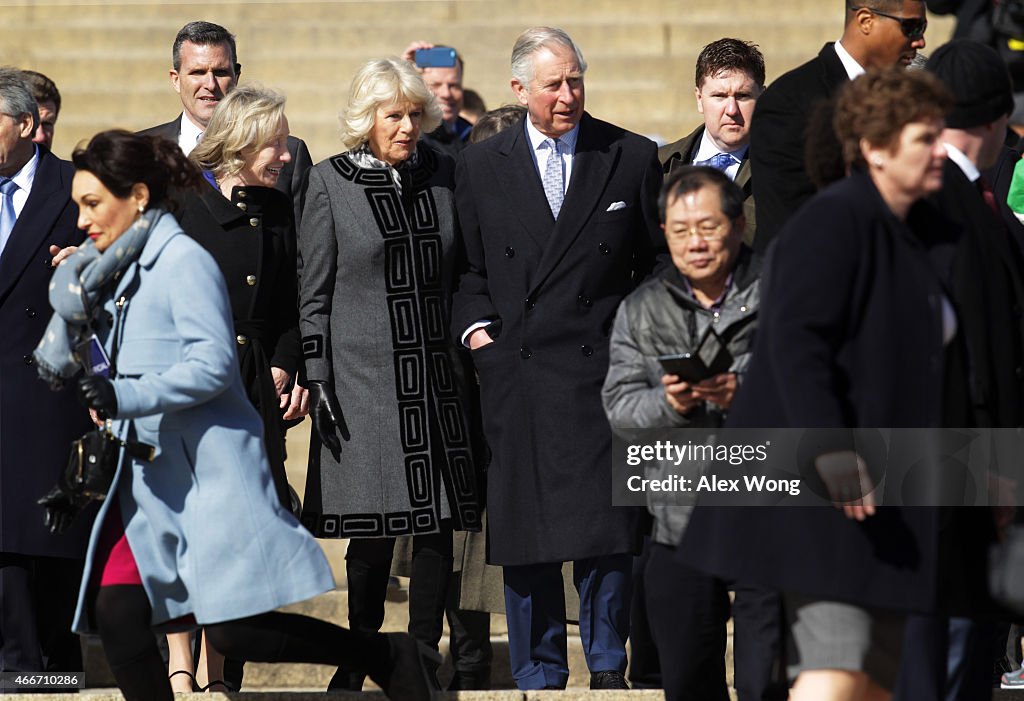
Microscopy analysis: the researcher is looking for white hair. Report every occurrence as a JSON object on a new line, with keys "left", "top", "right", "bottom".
{"left": 510, "top": 27, "right": 587, "bottom": 86}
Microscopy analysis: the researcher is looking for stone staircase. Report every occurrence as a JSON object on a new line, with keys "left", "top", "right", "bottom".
{"left": 0, "top": 1, "right": 954, "bottom": 163}
{"left": 1, "top": 2, "right": 959, "bottom": 696}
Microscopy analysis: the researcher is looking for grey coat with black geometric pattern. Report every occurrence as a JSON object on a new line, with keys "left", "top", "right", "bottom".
{"left": 298, "top": 142, "right": 481, "bottom": 539}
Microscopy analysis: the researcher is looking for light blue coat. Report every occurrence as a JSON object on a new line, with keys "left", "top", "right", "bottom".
{"left": 72, "top": 212, "right": 334, "bottom": 634}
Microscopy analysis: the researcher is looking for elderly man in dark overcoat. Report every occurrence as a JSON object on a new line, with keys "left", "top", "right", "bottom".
{"left": 0, "top": 68, "right": 91, "bottom": 673}
{"left": 451, "top": 26, "right": 663, "bottom": 691}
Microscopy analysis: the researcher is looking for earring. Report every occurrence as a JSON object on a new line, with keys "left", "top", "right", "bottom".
{"left": 137, "top": 203, "right": 145, "bottom": 213}
{"left": 871, "top": 155, "right": 884, "bottom": 168}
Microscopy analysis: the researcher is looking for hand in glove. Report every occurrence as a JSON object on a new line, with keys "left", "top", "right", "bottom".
{"left": 77, "top": 376, "right": 118, "bottom": 420}
{"left": 308, "top": 380, "right": 348, "bottom": 461}
{"left": 37, "top": 484, "right": 88, "bottom": 535}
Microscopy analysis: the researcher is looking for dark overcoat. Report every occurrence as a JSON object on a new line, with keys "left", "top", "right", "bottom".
{"left": 750, "top": 43, "right": 848, "bottom": 251}
{"left": 177, "top": 185, "right": 301, "bottom": 508}
{"left": 139, "top": 117, "right": 312, "bottom": 227}
{"left": 0, "top": 148, "right": 93, "bottom": 557}
{"left": 930, "top": 159, "right": 1024, "bottom": 429}
{"left": 680, "top": 170, "right": 978, "bottom": 614}
{"left": 451, "top": 113, "right": 663, "bottom": 566}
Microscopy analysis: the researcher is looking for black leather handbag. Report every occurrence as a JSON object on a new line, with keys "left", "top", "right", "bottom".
{"left": 61, "top": 425, "right": 122, "bottom": 501}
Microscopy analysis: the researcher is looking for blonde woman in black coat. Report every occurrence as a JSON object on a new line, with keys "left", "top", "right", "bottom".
{"left": 167, "top": 85, "right": 308, "bottom": 693}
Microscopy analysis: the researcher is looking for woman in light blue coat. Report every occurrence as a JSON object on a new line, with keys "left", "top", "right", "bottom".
{"left": 33, "top": 130, "right": 436, "bottom": 701}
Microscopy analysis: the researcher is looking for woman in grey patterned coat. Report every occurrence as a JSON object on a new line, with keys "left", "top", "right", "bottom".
{"left": 298, "top": 57, "right": 480, "bottom": 689}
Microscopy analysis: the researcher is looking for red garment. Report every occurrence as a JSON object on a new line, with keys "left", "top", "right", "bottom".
{"left": 94, "top": 502, "right": 142, "bottom": 587}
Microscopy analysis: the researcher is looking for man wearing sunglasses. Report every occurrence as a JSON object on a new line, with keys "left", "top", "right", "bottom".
{"left": 749, "top": 0, "right": 927, "bottom": 252}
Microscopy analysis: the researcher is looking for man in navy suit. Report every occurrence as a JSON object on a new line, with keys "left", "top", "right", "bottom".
{"left": 0, "top": 67, "right": 91, "bottom": 674}
{"left": 451, "top": 26, "right": 663, "bottom": 690}
{"left": 139, "top": 21, "right": 311, "bottom": 227}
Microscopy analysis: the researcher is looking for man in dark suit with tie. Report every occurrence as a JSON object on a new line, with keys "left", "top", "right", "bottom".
{"left": 0, "top": 67, "right": 92, "bottom": 675}
{"left": 139, "top": 21, "right": 312, "bottom": 226}
{"left": 659, "top": 38, "right": 764, "bottom": 246}
{"left": 751, "top": 0, "right": 928, "bottom": 250}
{"left": 451, "top": 26, "right": 663, "bottom": 691}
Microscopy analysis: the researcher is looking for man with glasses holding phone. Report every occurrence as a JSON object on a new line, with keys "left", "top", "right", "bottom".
{"left": 602, "top": 166, "right": 782, "bottom": 701}
{"left": 750, "top": 0, "right": 928, "bottom": 251}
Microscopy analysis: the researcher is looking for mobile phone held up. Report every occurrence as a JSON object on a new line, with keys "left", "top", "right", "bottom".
{"left": 415, "top": 47, "right": 457, "bottom": 68}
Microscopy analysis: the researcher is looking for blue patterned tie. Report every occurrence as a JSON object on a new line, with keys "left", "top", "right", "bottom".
{"left": 542, "top": 138, "right": 564, "bottom": 219}
{"left": 0, "top": 177, "right": 18, "bottom": 258}
{"left": 701, "top": 153, "right": 736, "bottom": 173}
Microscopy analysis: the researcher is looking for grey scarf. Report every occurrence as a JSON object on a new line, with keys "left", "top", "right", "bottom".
{"left": 34, "top": 208, "right": 163, "bottom": 389}
{"left": 347, "top": 142, "right": 419, "bottom": 193}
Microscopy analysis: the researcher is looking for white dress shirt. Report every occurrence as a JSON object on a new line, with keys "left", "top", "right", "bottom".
{"left": 177, "top": 114, "right": 204, "bottom": 156}
{"left": 0, "top": 145, "right": 40, "bottom": 257}
{"left": 834, "top": 40, "right": 866, "bottom": 80}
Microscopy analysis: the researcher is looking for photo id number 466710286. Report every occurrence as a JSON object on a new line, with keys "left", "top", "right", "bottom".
{"left": 0, "top": 672, "right": 84, "bottom": 689}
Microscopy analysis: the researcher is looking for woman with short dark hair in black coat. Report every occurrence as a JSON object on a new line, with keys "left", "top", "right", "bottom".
{"left": 680, "top": 69, "right": 978, "bottom": 701}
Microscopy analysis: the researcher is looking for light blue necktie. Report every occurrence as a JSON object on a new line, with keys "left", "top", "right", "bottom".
{"left": 701, "top": 153, "right": 736, "bottom": 173}
{"left": 0, "top": 177, "right": 18, "bottom": 258}
{"left": 542, "top": 138, "right": 564, "bottom": 219}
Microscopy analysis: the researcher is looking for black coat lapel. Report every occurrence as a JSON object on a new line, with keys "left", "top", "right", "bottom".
{"left": 491, "top": 120, "right": 555, "bottom": 251}
{"left": 0, "top": 151, "right": 69, "bottom": 303}
{"left": 530, "top": 113, "right": 614, "bottom": 294}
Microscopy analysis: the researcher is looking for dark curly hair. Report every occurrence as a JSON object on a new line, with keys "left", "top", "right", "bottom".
{"left": 833, "top": 68, "right": 952, "bottom": 168}
{"left": 72, "top": 130, "right": 204, "bottom": 211}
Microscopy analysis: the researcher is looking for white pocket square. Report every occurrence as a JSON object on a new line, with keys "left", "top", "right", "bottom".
{"left": 606, "top": 201, "right": 627, "bottom": 212}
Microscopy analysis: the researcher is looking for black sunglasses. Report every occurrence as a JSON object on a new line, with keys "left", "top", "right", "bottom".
{"left": 851, "top": 6, "right": 928, "bottom": 39}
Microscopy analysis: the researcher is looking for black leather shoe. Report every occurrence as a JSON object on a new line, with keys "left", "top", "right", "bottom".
{"left": 373, "top": 632, "right": 440, "bottom": 701}
{"left": 590, "top": 670, "right": 630, "bottom": 689}
{"left": 447, "top": 669, "right": 491, "bottom": 690}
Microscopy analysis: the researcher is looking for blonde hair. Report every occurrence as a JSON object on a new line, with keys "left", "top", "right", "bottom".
{"left": 190, "top": 84, "right": 287, "bottom": 180}
{"left": 338, "top": 57, "right": 442, "bottom": 152}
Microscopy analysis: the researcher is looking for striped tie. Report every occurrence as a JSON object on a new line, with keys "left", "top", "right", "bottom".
{"left": 0, "top": 177, "right": 18, "bottom": 258}
{"left": 542, "top": 138, "right": 564, "bottom": 219}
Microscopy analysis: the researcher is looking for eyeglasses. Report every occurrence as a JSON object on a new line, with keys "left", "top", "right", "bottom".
{"left": 666, "top": 221, "right": 731, "bottom": 242}
{"left": 850, "top": 6, "right": 928, "bottom": 39}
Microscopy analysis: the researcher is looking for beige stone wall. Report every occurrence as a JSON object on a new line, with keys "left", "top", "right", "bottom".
{"left": 2, "top": 1, "right": 954, "bottom": 162}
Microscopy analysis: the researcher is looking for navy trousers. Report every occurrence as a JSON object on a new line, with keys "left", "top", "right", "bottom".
{"left": 502, "top": 554, "right": 632, "bottom": 690}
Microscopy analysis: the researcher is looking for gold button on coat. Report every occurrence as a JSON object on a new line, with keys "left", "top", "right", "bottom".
{"left": 246, "top": 275, "right": 257, "bottom": 286}
{"left": 236, "top": 334, "right": 248, "bottom": 345}
{"left": 249, "top": 217, "right": 259, "bottom": 227}
{"left": 237, "top": 202, "right": 248, "bottom": 211}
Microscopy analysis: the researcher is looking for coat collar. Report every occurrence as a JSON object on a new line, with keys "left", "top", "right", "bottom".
{"left": 489, "top": 112, "right": 621, "bottom": 293}
{"left": 113, "top": 211, "right": 184, "bottom": 299}
{"left": 817, "top": 43, "right": 851, "bottom": 96}
{"left": 0, "top": 148, "right": 72, "bottom": 305}
{"left": 659, "top": 245, "right": 760, "bottom": 309}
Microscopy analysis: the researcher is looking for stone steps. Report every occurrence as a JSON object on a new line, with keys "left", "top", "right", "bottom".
{"left": 0, "top": 1, "right": 955, "bottom": 160}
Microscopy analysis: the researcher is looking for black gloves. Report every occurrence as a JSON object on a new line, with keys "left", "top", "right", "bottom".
{"left": 37, "top": 484, "right": 88, "bottom": 535}
{"left": 308, "top": 380, "right": 348, "bottom": 460}
{"left": 78, "top": 376, "right": 118, "bottom": 419}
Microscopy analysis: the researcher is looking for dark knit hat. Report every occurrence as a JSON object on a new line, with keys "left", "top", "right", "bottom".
{"left": 925, "top": 39, "right": 1014, "bottom": 129}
